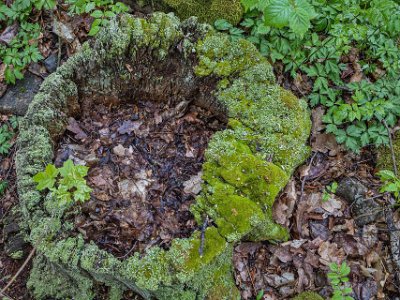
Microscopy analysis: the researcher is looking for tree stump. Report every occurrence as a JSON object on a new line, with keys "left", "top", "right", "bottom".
{"left": 15, "top": 13, "right": 311, "bottom": 300}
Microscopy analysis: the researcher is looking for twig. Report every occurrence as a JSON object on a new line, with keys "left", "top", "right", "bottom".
{"left": 299, "top": 151, "right": 318, "bottom": 203}
{"left": 385, "top": 197, "right": 400, "bottom": 294}
{"left": 198, "top": 216, "right": 209, "bottom": 257}
{"left": 57, "top": 35, "right": 62, "bottom": 68}
{"left": 245, "top": 262, "right": 257, "bottom": 296}
{"left": 0, "top": 290, "right": 16, "bottom": 300}
{"left": 117, "top": 241, "right": 137, "bottom": 259}
{"left": 1, "top": 248, "right": 35, "bottom": 295}
{"left": 382, "top": 119, "right": 398, "bottom": 176}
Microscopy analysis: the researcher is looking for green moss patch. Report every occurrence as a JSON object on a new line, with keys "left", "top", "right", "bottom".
{"left": 376, "top": 131, "right": 400, "bottom": 173}
{"left": 16, "top": 12, "right": 310, "bottom": 299}
{"left": 163, "top": 0, "right": 243, "bottom": 25}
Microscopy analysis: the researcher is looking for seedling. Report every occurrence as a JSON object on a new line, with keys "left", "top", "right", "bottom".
{"left": 33, "top": 159, "right": 92, "bottom": 205}
{"left": 328, "top": 262, "right": 354, "bottom": 300}
{"left": 322, "top": 181, "right": 338, "bottom": 202}
{"left": 377, "top": 169, "right": 400, "bottom": 202}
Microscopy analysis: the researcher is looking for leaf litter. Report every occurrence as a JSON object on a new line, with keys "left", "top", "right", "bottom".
{"left": 56, "top": 99, "right": 225, "bottom": 256}
{"left": 233, "top": 109, "right": 399, "bottom": 299}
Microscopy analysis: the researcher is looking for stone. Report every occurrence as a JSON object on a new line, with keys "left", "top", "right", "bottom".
{"left": 0, "top": 72, "right": 42, "bottom": 115}
{"left": 336, "top": 178, "right": 383, "bottom": 226}
{"left": 44, "top": 53, "right": 58, "bottom": 73}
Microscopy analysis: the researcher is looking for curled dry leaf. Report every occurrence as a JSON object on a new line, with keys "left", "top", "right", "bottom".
{"left": 273, "top": 179, "right": 297, "bottom": 227}
{"left": 0, "top": 23, "right": 18, "bottom": 45}
{"left": 183, "top": 172, "right": 203, "bottom": 195}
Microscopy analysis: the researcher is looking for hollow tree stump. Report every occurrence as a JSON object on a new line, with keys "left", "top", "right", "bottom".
{"left": 15, "top": 13, "right": 311, "bottom": 300}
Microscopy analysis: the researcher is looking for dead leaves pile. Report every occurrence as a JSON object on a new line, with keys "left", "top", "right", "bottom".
{"left": 57, "top": 99, "right": 224, "bottom": 256}
{"left": 233, "top": 107, "right": 398, "bottom": 299}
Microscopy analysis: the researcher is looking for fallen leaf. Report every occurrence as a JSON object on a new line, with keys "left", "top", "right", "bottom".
{"left": 66, "top": 117, "right": 88, "bottom": 140}
{"left": 183, "top": 172, "right": 203, "bottom": 195}
{"left": 321, "top": 196, "right": 343, "bottom": 217}
{"left": 0, "top": 23, "right": 18, "bottom": 45}
{"left": 53, "top": 19, "right": 76, "bottom": 43}
{"left": 117, "top": 120, "right": 143, "bottom": 135}
{"left": 273, "top": 179, "right": 297, "bottom": 227}
{"left": 317, "top": 241, "right": 345, "bottom": 266}
{"left": 113, "top": 144, "right": 126, "bottom": 157}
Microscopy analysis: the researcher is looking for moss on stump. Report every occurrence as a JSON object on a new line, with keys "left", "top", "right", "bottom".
{"left": 163, "top": 0, "right": 243, "bottom": 25}
{"left": 376, "top": 131, "right": 400, "bottom": 173}
{"left": 16, "top": 12, "right": 311, "bottom": 299}
{"left": 292, "top": 291, "right": 324, "bottom": 300}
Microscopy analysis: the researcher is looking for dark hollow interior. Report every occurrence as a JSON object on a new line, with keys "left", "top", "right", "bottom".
{"left": 55, "top": 47, "right": 228, "bottom": 257}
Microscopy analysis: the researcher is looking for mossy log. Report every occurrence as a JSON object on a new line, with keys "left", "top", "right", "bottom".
{"left": 16, "top": 12, "right": 311, "bottom": 299}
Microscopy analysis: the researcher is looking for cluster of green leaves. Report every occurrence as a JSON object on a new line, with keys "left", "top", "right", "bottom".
{"left": 322, "top": 181, "right": 338, "bottom": 202}
{"left": 0, "top": 180, "right": 7, "bottom": 196}
{"left": 377, "top": 169, "right": 400, "bottom": 202}
{"left": 0, "top": 0, "right": 128, "bottom": 85}
{"left": 0, "top": 0, "right": 51, "bottom": 83}
{"left": 241, "top": 0, "right": 316, "bottom": 36}
{"left": 0, "top": 116, "right": 18, "bottom": 155}
{"left": 66, "top": 0, "right": 128, "bottom": 35}
{"left": 215, "top": 0, "right": 400, "bottom": 152}
{"left": 328, "top": 262, "right": 354, "bottom": 300}
{"left": 33, "top": 159, "right": 92, "bottom": 205}
{"left": 0, "top": 116, "right": 19, "bottom": 196}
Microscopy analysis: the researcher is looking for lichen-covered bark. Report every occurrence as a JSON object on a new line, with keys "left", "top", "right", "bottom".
{"left": 16, "top": 12, "right": 311, "bottom": 299}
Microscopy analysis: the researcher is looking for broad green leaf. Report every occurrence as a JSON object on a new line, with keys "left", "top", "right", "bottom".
{"left": 263, "top": 0, "right": 291, "bottom": 28}
{"left": 33, "top": 164, "right": 59, "bottom": 191}
{"left": 288, "top": 5, "right": 311, "bottom": 36}
{"left": 90, "top": 10, "right": 103, "bottom": 18}
{"left": 240, "top": 0, "right": 259, "bottom": 12}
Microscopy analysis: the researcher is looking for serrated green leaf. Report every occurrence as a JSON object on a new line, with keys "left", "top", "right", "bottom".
{"left": 263, "top": 0, "right": 291, "bottom": 28}
{"left": 90, "top": 10, "right": 103, "bottom": 18}
{"left": 240, "top": 0, "right": 259, "bottom": 12}
{"left": 214, "top": 19, "right": 232, "bottom": 30}
{"left": 33, "top": 164, "right": 59, "bottom": 191}
{"left": 289, "top": 5, "right": 311, "bottom": 36}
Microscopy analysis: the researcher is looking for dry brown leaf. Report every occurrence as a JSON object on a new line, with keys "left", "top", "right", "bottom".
{"left": 273, "top": 179, "right": 297, "bottom": 226}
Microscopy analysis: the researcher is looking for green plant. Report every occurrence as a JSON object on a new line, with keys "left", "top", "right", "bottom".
{"left": 215, "top": 0, "right": 400, "bottom": 153}
{"left": 377, "top": 169, "right": 400, "bottom": 201}
{"left": 0, "top": 180, "right": 7, "bottom": 196}
{"left": 241, "top": 0, "right": 316, "bottom": 36}
{"left": 328, "top": 262, "right": 354, "bottom": 300}
{"left": 0, "top": 0, "right": 128, "bottom": 85}
{"left": 33, "top": 159, "right": 92, "bottom": 205}
{"left": 0, "top": 123, "right": 14, "bottom": 155}
{"left": 0, "top": 0, "right": 52, "bottom": 84}
{"left": 322, "top": 181, "right": 338, "bottom": 202}
{"left": 66, "top": 0, "right": 129, "bottom": 35}
{"left": 256, "top": 289, "right": 264, "bottom": 300}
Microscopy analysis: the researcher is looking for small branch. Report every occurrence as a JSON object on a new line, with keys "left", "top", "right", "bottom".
{"left": 385, "top": 197, "right": 400, "bottom": 294}
{"left": 57, "top": 36, "right": 62, "bottom": 68}
{"left": 0, "top": 290, "right": 16, "bottom": 300}
{"left": 199, "top": 216, "right": 209, "bottom": 257}
{"left": 299, "top": 151, "right": 318, "bottom": 203}
{"left": 1, "top": 248, "right": 36, "bottom": 295}
{"left": 382, "top": 119, "right": 398, "bottom": 176}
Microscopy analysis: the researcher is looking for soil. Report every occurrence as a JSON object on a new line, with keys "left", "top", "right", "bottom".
{"left": 56, "top": 99, "right": 225, "bottom": 256}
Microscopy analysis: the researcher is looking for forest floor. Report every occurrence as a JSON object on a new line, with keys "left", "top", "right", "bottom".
{"left": 1, "top": 6, "right": 400, "bottom": 300}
